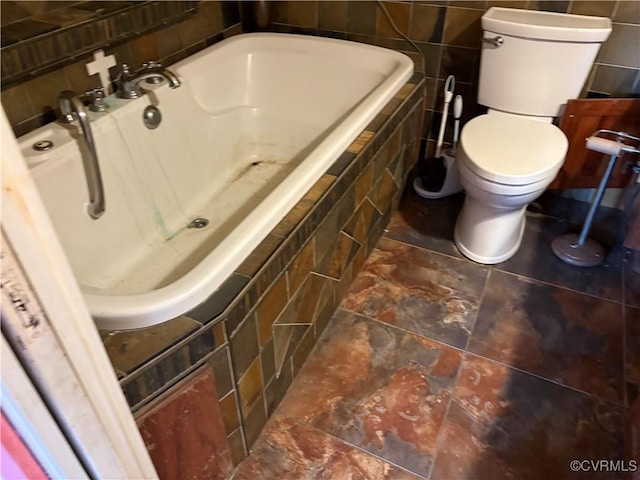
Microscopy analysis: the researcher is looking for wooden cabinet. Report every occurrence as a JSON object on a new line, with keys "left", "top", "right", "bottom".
{"left": 550, "top": 98, "right": 640, "bottom": 189}
{"left": 135, "top": 367, "right": 233, "bottom": 480}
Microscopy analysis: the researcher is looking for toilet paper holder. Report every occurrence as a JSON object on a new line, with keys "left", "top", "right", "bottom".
{"left": 585, "top": 129, "right": 640, "bottom": 156}
{"left": 552, "top": 128, "right": 640, "bottom": 267}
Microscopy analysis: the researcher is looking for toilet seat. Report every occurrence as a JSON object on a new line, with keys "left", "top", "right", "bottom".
{"left": 457, "top": 156, "right": 553, "bottom": 197}
{"left": 460, "top": 113, "right": 568, "bottom": 185}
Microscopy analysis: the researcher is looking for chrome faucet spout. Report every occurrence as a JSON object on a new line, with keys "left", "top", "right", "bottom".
{"left": 116, "top": 62, "right": 181, "bottom": 99}
{"left": 133, "top": 66, "right": 181, "bottom": 89}
{"left": 59, "top": 90, "right": 105, "bottom": 219}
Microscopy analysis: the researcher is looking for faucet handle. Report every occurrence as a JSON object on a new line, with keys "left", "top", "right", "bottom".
{"left": 59, "top": 89, "right": 79, "bottom": 123}
{"left": 141, "top": 60, "right": 164, "bottom": 84}
{"left": 141, "top": 60, "right": 162, "bottom": 69}
{"left": 116, "top": 63, "right": 134, "bottom": 82}
{"left": 59, "top": 112, "right": 76, "bottom": 123}
{"left": 115, "top": 63, "right": 143, "bottom": 98}
{"left": 84, "top": 87, "right": 108, "bottom": 113}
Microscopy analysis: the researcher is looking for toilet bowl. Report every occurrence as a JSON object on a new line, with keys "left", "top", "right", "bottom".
{"left": 454, "top": 111, "right": 567, "bottom": 264}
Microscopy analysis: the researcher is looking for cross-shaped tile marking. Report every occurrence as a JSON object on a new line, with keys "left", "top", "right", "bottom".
{"left": 86, "top": 50, "right": 116, "bottom": 94}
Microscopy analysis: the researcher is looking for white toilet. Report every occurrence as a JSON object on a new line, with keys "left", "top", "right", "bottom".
{"left": 453, "top": 8, "right": 611, "bottom": 264}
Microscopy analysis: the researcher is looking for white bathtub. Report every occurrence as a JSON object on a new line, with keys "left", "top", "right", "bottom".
{"left": 20, "top": 33, "right": 413, "bottom": 330}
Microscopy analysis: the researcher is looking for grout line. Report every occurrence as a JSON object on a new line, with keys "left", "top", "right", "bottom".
{"left": 463, "top": 268, "right": 491, "bottom": 352}
{"left": 339, "top": 305, "right": 626, "bottom": 408}
{"left": 427, "top": 351, "right": 467, "bottom": 480}
{"left": 623, "top": 299, "right": 628, "bottom": 410}
{"left": 609, "top": 20, "right": 640, "bottom": 27}
{"left": 622, "top": 257, "right": 628, "bottom": 410}
{"left": 380, "top": 235, "right": 465, "bottom": 262}
{"left": 594, "top": 62, "right": 640, "bottom": 71}
{"left": 338, "top": 305, "right": 469, "bottom": 357}
{"left": 462, "top": 350, "right": 627, "bottom": 408}
{"left": 611, "top": 0, "right": 621, "bottom": 20}
{"left": 285, "top": 415, "right": 430, "bottom": 479}
{"left": 622, "top": 251, "right": 628, "bottom": 311}
{"left": 383, "top": 233, "right": 625, "bottom": 306}
{"left": 492, "top": 267, "right": 625, "bottom": 306}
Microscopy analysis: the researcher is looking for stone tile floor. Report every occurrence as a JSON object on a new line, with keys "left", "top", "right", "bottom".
{"left": 233, "top": 184, "right": 639, "bottom": 480}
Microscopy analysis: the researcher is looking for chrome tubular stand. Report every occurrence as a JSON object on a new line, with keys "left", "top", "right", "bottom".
{"left": 552, "top": 129, "right": 640, "bottom": 267}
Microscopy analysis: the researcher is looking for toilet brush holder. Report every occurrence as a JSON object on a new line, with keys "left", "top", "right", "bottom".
{"left": 413, "top": 148, "right": 463, "bottom": 199}
{"left": 553, "top": 131, "right": 640, "bottom": 267}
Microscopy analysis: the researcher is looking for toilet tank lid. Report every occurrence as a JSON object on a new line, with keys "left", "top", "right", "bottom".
{"left": 483, "top": 7, "right": 612, "bottom": 42}
{"left": 460, "top": 114, "right": 568, "bottom": 185}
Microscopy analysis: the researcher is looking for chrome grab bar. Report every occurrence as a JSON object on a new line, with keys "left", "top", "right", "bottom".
{"left": 58, "top": 90, "right": 105, "bottom": 219}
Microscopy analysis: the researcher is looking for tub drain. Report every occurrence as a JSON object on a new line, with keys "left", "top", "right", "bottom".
{"left": 33, "top": 140, "right": 54, "bottom": 151}
{"left": 188, "top": 217, "right": 209, "bottom": 229}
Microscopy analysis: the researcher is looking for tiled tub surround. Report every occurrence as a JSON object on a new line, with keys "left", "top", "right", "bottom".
{"left": 102, "top": 76, "right": 426, "bottom": 466}
{"left": 23, "top": 33, "right": 413, "bottom": 329}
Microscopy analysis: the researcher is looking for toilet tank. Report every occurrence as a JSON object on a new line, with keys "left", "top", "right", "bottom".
{"left": 478, "top": 8, "right": 611, "bottom": 117}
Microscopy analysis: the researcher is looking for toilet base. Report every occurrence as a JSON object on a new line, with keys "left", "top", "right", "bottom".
{"left": 454, "top": 197, "right": 527, "bottom": 264}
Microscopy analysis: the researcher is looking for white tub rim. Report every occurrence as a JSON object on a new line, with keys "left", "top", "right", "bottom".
{"left": 79, "top": 32, "right": 414, "bottom": 329}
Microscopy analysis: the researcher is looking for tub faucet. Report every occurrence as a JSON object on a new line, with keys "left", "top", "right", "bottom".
{"left": 58, "top": 90, "right": 105, "bottom": 219}
{"left": 115, "top": 62, "right": 181, "bottom": 99}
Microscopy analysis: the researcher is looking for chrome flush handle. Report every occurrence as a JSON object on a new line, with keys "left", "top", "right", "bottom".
{"left": 482, "top": 35, "right": 504, "bottom": 47}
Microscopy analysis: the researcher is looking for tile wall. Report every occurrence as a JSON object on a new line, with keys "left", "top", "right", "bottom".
{"left": 135, "top": 367, "right": 234, "bottom": 479}
{"left": 2, "top": 1, "right": 637, "bottom": 144}
{"left": 1, "top": 1, "right": 198, "bottom": 85}
{"left": 258, "top": 1, "right": 640, "bottom": 148}
{"left": 1, "top": 0, "right": 242, "bottom": 136}
{"left": 4, "top": 1, "right": 636, "bottom": 146}
{"left": 101, "top": 76, "right": 426, "bottom": 467}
